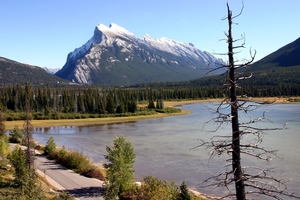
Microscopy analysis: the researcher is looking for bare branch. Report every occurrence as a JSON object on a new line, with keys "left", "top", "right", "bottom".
{"left": 196, "top": 2, "right": 300, "bottom": 199}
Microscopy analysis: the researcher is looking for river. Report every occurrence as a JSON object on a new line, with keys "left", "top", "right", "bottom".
{"left": 33, "top": 103, "right": 300, "bottom": 198}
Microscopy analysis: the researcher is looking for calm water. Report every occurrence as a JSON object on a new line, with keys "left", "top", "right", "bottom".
{"left": 33, "top": 103, "right": 300, "bottom": 198}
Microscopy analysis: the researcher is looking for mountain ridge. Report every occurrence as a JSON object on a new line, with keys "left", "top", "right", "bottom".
{"left": 250, "top": 37, "right": 300, "bottom": 69}
{"left": 0, "top": 57, "right": 69, "bottom": 86}
{"left": 55, "top": 23, "right": 225, "bottom": 86}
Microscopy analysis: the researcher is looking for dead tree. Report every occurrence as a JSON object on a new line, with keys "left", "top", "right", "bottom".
{"left": 197, "top": 3, "right": 300, "bottom": 200}
{"left": 23, "top": 83, "right": 34, "bottom": 171}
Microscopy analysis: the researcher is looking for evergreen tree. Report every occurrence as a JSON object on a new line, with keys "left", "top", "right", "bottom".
{"left": 147, "top": 99, "right": 155, "bottom": 109}
{"left": 0, "top": 136, "right": 9, "bottom": 163}
{"left": 23, "top": 91, "right": 34, "bottom": 171}
{"left": 179, "top": 181, "right": 191, "bottom": 200}
{"left": 10, "top": 145, "right": 42, "bottom": 199}
{"left": 0, "top": 108, "right": 9, "bottom": 164}
{"left": 128, "top": 100, "right": 137, "bottom": 113}
{"left": 0, "top": 108, "right": 5, "bottom": 137}
{"left": 156, "top": 99, "right": 164, "bottom": 109}
{"left": 104, "top": 136, "right": 136, "bottom": 199}
{"left": 10, "top": 146, "right": 28, "bottom": 187}
{"left": 106, "top": 94, "right": 115, "bottom": 114}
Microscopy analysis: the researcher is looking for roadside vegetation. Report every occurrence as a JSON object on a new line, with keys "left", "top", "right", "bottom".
{"left": 0, "top": 108, "right": 74, "bottom": 199}
{"left": 104, "top": 136, "right": 206, "bottom": 200}
{"left": 43, "top": 136, "right": 105, "bottom": 180}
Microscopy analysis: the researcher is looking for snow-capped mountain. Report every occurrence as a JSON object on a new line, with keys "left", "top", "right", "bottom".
{"left": 55, "top": 23, "right": 224, "bottom": 86}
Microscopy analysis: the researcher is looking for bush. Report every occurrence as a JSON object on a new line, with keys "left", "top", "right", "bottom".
{"left": 64, "top": 150, "right": 91, "bottom": 173}
{"left": 81, "top": 167, "right": 105, "bottom": 181}
{"left": 121, "top": 175, "right": 179, "bottom": 200}
{"left": 56, "top": 146, "right": 68, "bottom": 164}
{"left": 156, "top": 107, "right": 181, "bottom": 113}
{"left": 44, "top": 136, "right": 56, "bottom": 156}
{"left": 8, "top": 125, "right": 22, "bottom": 144}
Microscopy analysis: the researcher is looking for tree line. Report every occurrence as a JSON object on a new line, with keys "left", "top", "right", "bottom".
{"left": 0, "top": 83, "right": 299, "bottom": 117}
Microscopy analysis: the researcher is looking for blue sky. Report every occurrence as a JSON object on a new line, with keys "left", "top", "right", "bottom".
{"left": 0, "top": 0, "right": 299, "bottom": 69}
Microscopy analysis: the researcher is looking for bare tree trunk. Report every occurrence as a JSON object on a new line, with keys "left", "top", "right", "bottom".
{"left": 199, "top": 3, "right": 300, "bottom": 199}
{"left": 24, "top": 85, "right": 34, "bottom": 171}
{"left": 227, "top": 4, "right": 245, "bottom": 200}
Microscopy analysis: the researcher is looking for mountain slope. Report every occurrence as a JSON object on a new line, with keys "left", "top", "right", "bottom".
{"left": 0, "top": 57, "right": 69, "bottom": 86}
{"left": 143, "top": 37, "right": 300, "bottom": 88}
{"left": 250, "top": 37, "right": 300, "bottom": 69}
{"left": 55, "top": 23, "right": 224, "bottom": 86}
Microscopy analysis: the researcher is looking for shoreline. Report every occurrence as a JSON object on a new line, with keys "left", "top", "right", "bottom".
{"left": 4, "top": 97, "right": 299, "bottom": 130}
{"left": 8, "top": 97, "right": 299, "bottom": 199}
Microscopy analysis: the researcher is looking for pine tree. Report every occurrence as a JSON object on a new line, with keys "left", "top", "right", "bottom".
{"left": 10, "top": 146, "right": 28, "bottom": 187}
{"left": 179, "top": 181, "right": 191, "bottom": 200}
{"left": 147, "top": 99, "right": 155, "bottom": 109}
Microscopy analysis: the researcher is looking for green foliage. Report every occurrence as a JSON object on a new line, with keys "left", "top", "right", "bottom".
{"left": 156, "top": 99, "right": 164, "bottom": 109}
{"left": 0, "top": 135, "right": 9, "bottom": 162}
{"left": 0, "top": 158, "right": 70, "bottom": 200}
{"left": 44, "top": 136, "right": 56, "bottom": 156}
{"left": 55, "top": 146, "right": 68, "bottom": 162}
{"left": 9, "top": 125, "right": 23, "bottom": 143}
{"left": 0, "top": 110, "right": 5, "bottom": 137}
{"left": 179, "top": 181, "right": 191, "bottom": 200}
{"left": 48, "top": 146, "right": 105, "bottom": 180}
{"left": 64, "top": 150, "right": 91, "bottom": 173}
{"left": 9, "top": 146, "right": 28, "bottom": 187}
{"left": 156, "top": 107, "right": 181, "bottom": 114}
{"left": 104, "top": 136, "right": 136, "bottom": 199}
{"left": 148, "top": 99, "right": 155, "bottom": 109}
{"left": 57, "top": 191, "right": 75, "bottom": 200}
{"left": 0, "top": 84, "right": 299, "bottom": 123}
{"left": 121, "top": 175, "right": 179, "bottom": 200}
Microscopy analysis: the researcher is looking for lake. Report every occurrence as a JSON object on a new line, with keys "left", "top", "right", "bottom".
{"left": 33, "top": 103, "right": 300, "bottom": 198}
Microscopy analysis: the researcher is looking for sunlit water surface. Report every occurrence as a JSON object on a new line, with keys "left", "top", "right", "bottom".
{"left": 33, "top": 103, "right": 300, "bottom": 198}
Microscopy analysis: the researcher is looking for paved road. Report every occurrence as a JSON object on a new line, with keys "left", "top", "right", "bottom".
{"left": 35, "top": 154, "right": 105, "bottom": 200}
{"left": 10, "top": 144, "right": 105, "bottom": 200}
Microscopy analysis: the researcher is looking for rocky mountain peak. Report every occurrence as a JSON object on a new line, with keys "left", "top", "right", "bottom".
{"left": 55, "top": 23, "right": 225, "bottom": 86}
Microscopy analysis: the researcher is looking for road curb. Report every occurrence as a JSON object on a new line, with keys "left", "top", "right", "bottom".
{"left": 36, "top": 168, "right": 65, "bottom": 190}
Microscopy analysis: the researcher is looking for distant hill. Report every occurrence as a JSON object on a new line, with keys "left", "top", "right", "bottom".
{"left": 251, "top": 37, "right": 300, "bottom": 68}
{"left": 242, "top": 37, "right": 300, "bottom": 85}
{"left": 0, "top": 57, "right": 69, "bottom": 86}
{"left": 132, "top": 37, "right": 300, "bottom": 88}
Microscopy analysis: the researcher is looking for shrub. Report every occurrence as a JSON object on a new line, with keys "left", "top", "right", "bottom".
{"left": 8, "top": 125, "right": 23, "bottom": 143}
{"left": 44, "top": 136, "right": 56, "bottom": 156}
{"left": 64, "top": 150, "right": 91, "bottom": 173}
{"left": 81, "top": 167, "right": 105, "bottom": 181}
{"left": 121, "top": 175, "right": 179, "bottom": 200}
{"left": 56, "top": 146, "right": 68, "bottom": 164}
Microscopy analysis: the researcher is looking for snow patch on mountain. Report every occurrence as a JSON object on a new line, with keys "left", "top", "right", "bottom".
{"left": 68, "top": 23, "right": 221, "bottom": 66}
{"left": 57, "top": 23, "right": 225, "bottom": 85}
{"left": 43, "top": 67, "right": 60, "bottom": 74}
